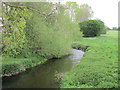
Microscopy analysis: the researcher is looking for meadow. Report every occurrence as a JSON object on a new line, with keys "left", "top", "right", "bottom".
{"left": 61, "top": 30, "right": 118, "bottom": 88}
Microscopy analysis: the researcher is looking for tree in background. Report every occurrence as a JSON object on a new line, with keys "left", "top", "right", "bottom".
{"left": 112, "top": 27, "right": 117, "bottom": 30}
{"left": 66, "top": 2, "right": 79, "bottom": 22}
{"left": 79, "top": 20, "right": 105, "bottom": 37}
{"left": 118, "top": 27, "right": 120, "bottom": 30}
{"left": 66, "top": 2, "right": 93, "bottom": 23}
{"left": 96, "top": 19, "right": 107, "bottom": 34}
{"left": 79, "top": 4, "right": 93, "bottom": 22}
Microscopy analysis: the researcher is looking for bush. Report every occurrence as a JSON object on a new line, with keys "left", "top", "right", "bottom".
{"left": 97, "top": 20, "right": 107, "bottom": 34}
{"left": 79, "top": 20, "right": 104, "bottom": 37}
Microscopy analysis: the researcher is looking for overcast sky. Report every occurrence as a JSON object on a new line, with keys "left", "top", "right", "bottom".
{"left": 61, "top": 0, "right": 119, "bottom": 29}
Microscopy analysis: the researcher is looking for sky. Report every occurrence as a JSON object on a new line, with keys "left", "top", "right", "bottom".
{"left": 61, "top": 0, "right": 119, "bottom": 29}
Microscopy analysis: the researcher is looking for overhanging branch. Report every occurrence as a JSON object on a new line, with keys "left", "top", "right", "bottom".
{"left": 2, "top": 2, "right": 56, "bottom": 17}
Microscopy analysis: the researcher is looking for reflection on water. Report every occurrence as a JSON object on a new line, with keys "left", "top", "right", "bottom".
{"left": 2, "top": 49, "right": 84, "bottom": 88}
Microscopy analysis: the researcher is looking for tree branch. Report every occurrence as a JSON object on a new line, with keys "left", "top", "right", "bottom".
{"left": 2, "top": 2, "right": 54, "bottom": 17}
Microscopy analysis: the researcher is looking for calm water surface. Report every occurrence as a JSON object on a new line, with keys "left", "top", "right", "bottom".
{"left": 2, "top": 49, "right": 84, "bottom": 88}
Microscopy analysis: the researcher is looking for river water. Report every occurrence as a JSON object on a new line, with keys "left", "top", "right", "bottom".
{"left": 2, "top": 49, "right": 84, "bottom": 88}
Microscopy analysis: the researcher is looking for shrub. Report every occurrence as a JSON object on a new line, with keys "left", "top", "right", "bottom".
{"left": 97, "top": 20, "right": 107, "bottom": 34}
{"left": 79, "top": 20, "right": 104, "bottom": 37}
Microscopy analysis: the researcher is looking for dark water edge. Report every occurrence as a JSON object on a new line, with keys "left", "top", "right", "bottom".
{"left": 2, "top": 49, "right": 84, "bottom": 88}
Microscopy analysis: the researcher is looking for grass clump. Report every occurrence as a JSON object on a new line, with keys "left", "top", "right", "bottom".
{"left": 2, "top": 57, "right": 47, "bottom": 77}
{"left": 61, "top": 31, "right": 118, "bottom": 88}
{"left": 72, "top": 42, "right": 89, "bottom": 51}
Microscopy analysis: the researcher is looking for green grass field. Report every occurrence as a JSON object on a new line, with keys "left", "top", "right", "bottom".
{"left": 61, "top": 30, "right": 118, "bottom": 88}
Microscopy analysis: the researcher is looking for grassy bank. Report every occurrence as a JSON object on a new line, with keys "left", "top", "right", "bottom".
{"left": 61, "top": 30, "right": 118, "bottom": 88}
{"left": 1, "top": 56, "right": 47, "bottom": 77}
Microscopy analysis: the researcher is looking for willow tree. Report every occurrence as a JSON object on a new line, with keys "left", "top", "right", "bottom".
{"left": 25, "top": 2, "right": 81, "bottom": 58}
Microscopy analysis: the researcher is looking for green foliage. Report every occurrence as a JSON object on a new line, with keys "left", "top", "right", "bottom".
{"left": 61, "top": 31, "right": 118, "bottom": 88}
{"left": 2, "top": 57, "right": 47, "bottom": 76}
{"left": 1, "top": 2, "right": 82, "bottom": 77}
{"left": 72, "top": 42, "right": 89, "bottom": 51}
{"left": 79, "top": 20, "right": 104, "bottom": 37}
{"left": 79, "top": 4, "right": 94, "bottom": 22}
{"left": 66, "top": 2, "right": 93, "bottom": 22}
{"left": 2, "top": 2, "right": 81, "bottom": 58}
{"left": 97, "top": 19, "right": 107, "bottom": 34}
{"left": 25, "top": 2, "right": 81, "bottom": 59}
{"left": 61, "top": 61, "right": 118, "bottom": 88}
{"left": 66, "top": 1, "right": 79, "bottom": 22}
{"left": 2, "top": 5, "right": 32, "bottom": 57}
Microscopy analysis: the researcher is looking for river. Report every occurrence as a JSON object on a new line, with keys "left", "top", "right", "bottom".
{"left": 2, "top": 49, "right": 84, "bottom": 88}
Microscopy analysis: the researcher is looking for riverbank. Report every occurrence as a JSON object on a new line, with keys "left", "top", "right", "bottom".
{"left": 61, "top": 30, "right": 118, "bottom": 88}
{"left": 2, "top": 52, "right": 73, "bottom": 77}
{"left": 2, "top": 56, "right": 47, "bottom": 77}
